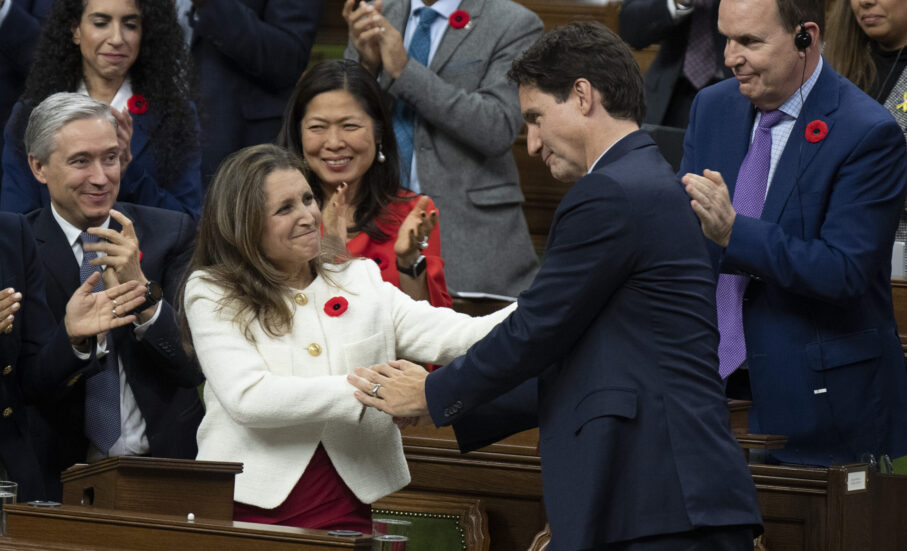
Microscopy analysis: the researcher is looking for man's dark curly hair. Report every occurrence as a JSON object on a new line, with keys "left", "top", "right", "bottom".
{"left": 20, "top": 0, "right": 196, "bottom": 188}
{"left": 508, "top": 21, "right": 646, "bottom": 125}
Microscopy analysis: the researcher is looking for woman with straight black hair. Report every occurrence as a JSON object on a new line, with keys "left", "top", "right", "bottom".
{"left": 278, "top": 59, "right": 451, "bottom": 308}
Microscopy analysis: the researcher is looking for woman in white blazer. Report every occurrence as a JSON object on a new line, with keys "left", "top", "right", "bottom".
{"left": 179, "top": 144, "right": 512, "bottom": 532}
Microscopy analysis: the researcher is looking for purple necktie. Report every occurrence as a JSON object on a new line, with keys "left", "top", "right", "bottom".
{"left": 716, "top": 109, "right": 786, "bottom": 379}
{"left": 683, "top": 0, "right": 717, "bottom": 90}
{"left": 80, "top": 232, "right": 122, "bottom": 453}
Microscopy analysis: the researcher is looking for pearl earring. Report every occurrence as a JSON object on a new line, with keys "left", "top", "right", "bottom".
{"left": 377, "top": 143, "right": 386, "bottom": 163}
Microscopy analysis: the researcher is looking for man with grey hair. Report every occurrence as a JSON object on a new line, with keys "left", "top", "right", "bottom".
{"left": 22, "top": 92, "right": 203, "bottom": 500}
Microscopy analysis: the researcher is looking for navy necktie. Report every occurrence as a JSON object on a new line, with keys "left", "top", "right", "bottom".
{"left": 716, "top": 109, "right": 786, "bottom": 378}
{"left": 80, "top": 232, "right": 121, "bottom": 453}
{"left": 393, "top": 7, "right": 441, "bottom": 192}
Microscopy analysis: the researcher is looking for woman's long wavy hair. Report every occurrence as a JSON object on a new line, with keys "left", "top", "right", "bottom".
{"left": 825, "top": 0, "right": 876, "bottom": 94}
{"left": 19, "top": 0, "right": 196, "bottom": 187}
{"left": 277, "top": 59, "right": 403, "bottom": 242}
{"left": 178, "top": 145, "right": 327, "bottom": 352}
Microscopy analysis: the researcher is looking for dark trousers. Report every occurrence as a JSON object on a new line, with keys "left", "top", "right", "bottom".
{"left": 599, "top": 525, "right": 756, "bottom": 551}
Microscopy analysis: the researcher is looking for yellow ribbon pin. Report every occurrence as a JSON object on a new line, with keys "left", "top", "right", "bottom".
{"left": 898, "top": 92, "right": 907, "bottom": 113}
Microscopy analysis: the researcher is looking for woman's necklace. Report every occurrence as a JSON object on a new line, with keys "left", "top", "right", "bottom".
{"left": 875, "top": 45, "right": 906, "bottom": 102}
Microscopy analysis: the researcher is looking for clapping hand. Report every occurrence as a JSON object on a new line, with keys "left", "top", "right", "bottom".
{"left": 64, "top": 274, "right": 146, "bottom": 346}
{"left": 682, "top": 169, "right": 736, "bottom": 248}
{"left": 343, "top": 0, "right": 385, "bottom": 75}
{"left": 110, "top": 108, "right": 133, "bottom": 176}
{"left": 84, "top": 209, "right": 154, "bottom": 322}
{"left": 394, "top": 195, "right": 437, "bottom": 265}
{"left": 0, "top": 288, "right": 22, "bottom": 335}
{"left": 322, "top": 182, "right": 354, "bottom": 244}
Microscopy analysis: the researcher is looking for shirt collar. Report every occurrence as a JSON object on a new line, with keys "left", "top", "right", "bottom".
{"left": 50, "top": 203, "right": 111, "bottom": 248}
{"left": 776, "top": 56, "right": 823, "bottom": 120}
{"left": 76, "top": 78, "right": 133, "bottom": 112}
{"left": 408, "top": 0, "right": 462, "bottom": 22}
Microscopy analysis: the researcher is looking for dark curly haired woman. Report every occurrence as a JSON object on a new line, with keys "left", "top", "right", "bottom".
{"left": 1, "top": 0, "right": 201, "bottom": 219}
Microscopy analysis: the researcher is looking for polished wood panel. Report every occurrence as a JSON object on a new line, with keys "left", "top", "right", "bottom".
{"left": 400, "top": 425, "right": 544, "bottom": 551}
{"left": 3, "top": 505, "right": 370, "bottom": 551}
{"left": 399, "top": 423, "right": 906, "bottom": 551}
{"left": 60, "top": 457, "right": 242, "bottom": 521}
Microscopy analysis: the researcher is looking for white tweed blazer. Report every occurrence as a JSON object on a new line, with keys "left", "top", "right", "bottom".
{"left": 184, "top": 259, "right": 515, "bottom": 509}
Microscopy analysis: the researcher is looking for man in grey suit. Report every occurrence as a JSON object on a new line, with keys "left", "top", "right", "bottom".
{"left": 344, "top": 0, "right": 541, "bottom": 298}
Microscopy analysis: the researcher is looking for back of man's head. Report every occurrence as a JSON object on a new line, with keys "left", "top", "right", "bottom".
{"left": 508, "top": 21, "right": 645, "bottom": 125}
{"left": 26, "top": 92, "right": 117, "bottom": 165}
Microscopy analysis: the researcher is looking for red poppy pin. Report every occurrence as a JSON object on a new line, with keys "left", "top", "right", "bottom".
{"left": 324, "top": 296, "right": 349, "bottom": 317}
{"left": 127, "top": 94, "right": 148, "bottom": 115}
{"left": 804, "top": 120, "right": 827, "bottom": 143}
{"left": 449, "top": 10, "right": 470, "bottom": 29}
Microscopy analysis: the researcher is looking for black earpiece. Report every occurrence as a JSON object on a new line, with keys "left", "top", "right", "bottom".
{"left": 794, "top": 22, "right": 812, "bottom": 50}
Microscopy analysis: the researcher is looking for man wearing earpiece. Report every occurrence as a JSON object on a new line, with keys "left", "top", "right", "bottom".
{"left": 681, "top": 0, "right": 907, "bottom": 468}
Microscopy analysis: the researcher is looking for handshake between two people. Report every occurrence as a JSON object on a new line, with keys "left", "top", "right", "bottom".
{"left": 347, "top": 359, "right": 433, "bottom": 429}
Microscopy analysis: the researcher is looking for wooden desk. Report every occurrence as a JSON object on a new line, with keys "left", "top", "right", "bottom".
{"left": 399, "top": 424, "right": 907, "bottom": 550}
{"left": 2, "top": 505, "right": 370, "bottom": 551}
{"left": 400, "top": 425, "right": 544, "bottom": 551}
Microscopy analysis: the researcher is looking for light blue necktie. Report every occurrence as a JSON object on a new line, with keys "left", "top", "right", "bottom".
{"left": 715, "top": 109, "right": 786, "bottom": 379}
{"left": 393, "top": 7, "right": 441, "bottom": 192}
{"left": 80, "top": 232, "right": 121, "bottom": 453}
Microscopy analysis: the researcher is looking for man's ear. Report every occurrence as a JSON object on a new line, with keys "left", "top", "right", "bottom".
{"left": 573, "top": 78, "right": 595, "bottom": 116}
{"left": 28, "top": 154, "right": 49, "bottom": 185}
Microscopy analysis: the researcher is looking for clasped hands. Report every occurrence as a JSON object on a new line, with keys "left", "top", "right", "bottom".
{"left": 348, "top": 359, "right": 432, "bottom": 428}
{"left": 343, "top": 0, "right": 409, "bottom": 78}
{"left": 682, "top": 169, "right": 736, "bottom": 248}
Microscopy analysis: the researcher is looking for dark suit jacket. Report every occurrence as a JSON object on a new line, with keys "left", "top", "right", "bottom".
{"left": 2, "top": 100, "right": 203, "bottom": 219}
{"left": 25, "top": 203, "right": 204, "bottom": 499}
{"left": 188, "top": 0, "right": 323, "bottom": 185}
{"left": 0, "top": 0, "right": 51, "bottom": 182}
{"left": 426, "top": 131, "right": 762, "bottom": 549}
{"left": 346, "top": 0, "right": 541, "bottom": 296}
{"left": 680, "top": 62, "right": 907, "bottom": 465}
{"left": 0, "top": 212, "right": 96, "bottom": 501}
{"left": 620, "top": 0, "right": 729, "bottom": 127}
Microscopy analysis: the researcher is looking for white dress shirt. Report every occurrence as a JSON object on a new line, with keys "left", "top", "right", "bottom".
{"left": 401, "top": 0, "right": 462, "bottom": 193}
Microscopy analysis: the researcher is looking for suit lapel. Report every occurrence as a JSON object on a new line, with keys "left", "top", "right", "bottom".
{"left": 761, "top": 64, "right": 839, "bottom": 223}
{"left": 32, "top": 208, "right": 80, "bottom": 302}
{"left": 429, "top": 0, "right": 484, "bottom": 73}
{"left": 390, "top": 0, "right": 411, "bottom": 33}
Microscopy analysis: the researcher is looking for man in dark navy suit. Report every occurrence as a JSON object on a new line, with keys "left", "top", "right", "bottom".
{"left": 350, "top": 22, "right": 762, "bottom": 551}
{"left": 0, "top": 212, "right": 145, "bottom": 501}
{"left": 22, "top": 92, "right": 203, "bottom": 500}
